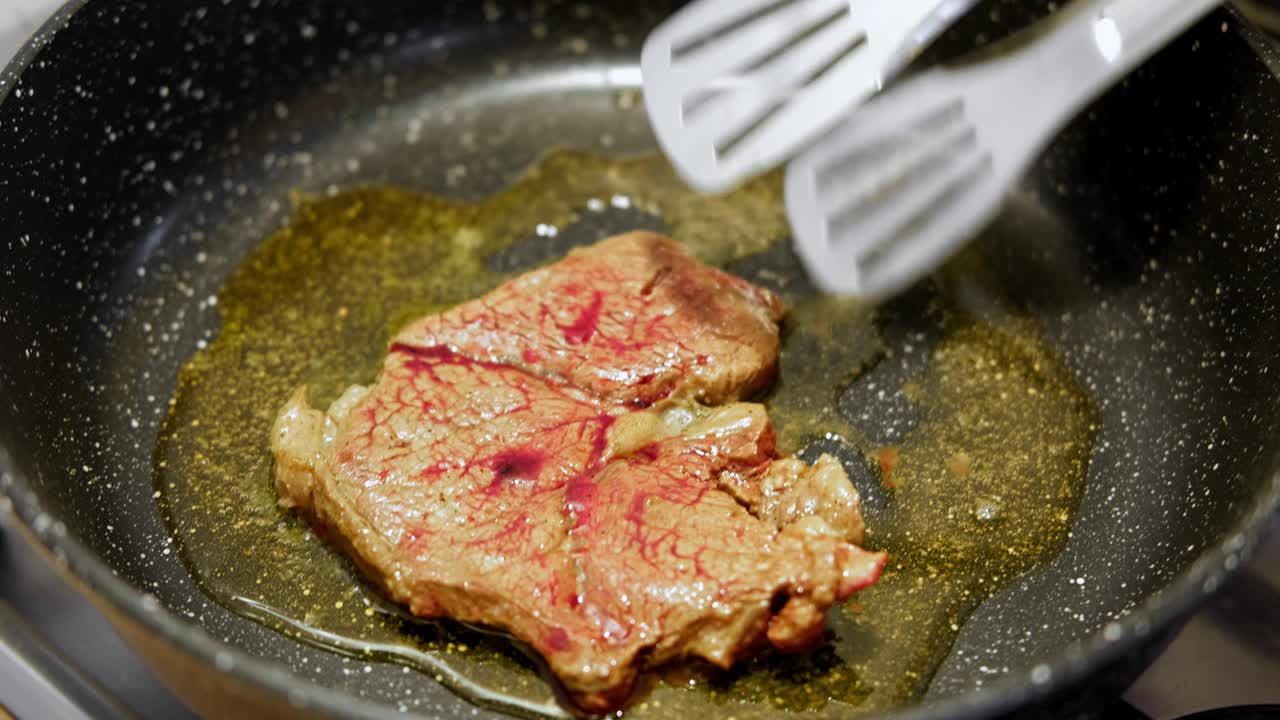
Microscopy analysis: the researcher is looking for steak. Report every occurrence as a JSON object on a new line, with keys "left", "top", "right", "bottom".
{"left": 272, "top": 232, "right": 885, "bottom": 711}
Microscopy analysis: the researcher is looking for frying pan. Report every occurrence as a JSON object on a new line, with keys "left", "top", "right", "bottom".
{"left": 2, "top": 1, "right": 1279, "bottom": 718}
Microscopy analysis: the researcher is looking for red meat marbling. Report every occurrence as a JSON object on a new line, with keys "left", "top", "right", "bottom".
{"left": 272, "top": 232, "right": 885, "bottom": 711}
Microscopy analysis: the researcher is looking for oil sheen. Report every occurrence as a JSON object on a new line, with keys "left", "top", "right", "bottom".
{"left": 155, "top": 149, "right": 1097, "bottom": 718}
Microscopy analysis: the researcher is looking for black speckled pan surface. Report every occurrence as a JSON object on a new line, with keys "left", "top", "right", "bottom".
{"left": 1, "top": 1, "right": 1279, "bottom": 718}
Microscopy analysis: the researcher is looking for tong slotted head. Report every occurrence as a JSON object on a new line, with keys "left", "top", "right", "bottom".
{"left": 786, "top": 0, "right": 1223, "bottom": 301}
{"left": 641, "top": 0, "right": 983, "bottom": 194}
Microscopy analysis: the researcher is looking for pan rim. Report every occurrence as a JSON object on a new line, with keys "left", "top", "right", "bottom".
{"left": 1, "top": 3, "right": 1279, "bottom": 719}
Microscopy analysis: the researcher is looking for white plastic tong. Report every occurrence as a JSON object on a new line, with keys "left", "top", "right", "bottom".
{"left": 784, "top": 0, "right": 1223, "bottom": 299}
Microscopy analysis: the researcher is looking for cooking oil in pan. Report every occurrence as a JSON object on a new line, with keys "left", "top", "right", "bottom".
{"left": 154, "top": 149, "right": 1096, "bottom": 718}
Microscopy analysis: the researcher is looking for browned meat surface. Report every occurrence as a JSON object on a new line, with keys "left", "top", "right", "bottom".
{"left": 272, "top": 232, "right": 885, "bottom": 711}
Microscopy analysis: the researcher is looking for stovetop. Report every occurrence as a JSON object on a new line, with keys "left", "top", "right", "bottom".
{"left": 2, "top": 2, "right": 1280, "bottom": 719}
{"left": 0, "top": 520, "right": 194, "bottom": 720}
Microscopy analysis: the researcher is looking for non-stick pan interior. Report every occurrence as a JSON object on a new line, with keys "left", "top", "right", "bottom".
{"left": 2, "top": 1, "right": 1279, "bottom": 718}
